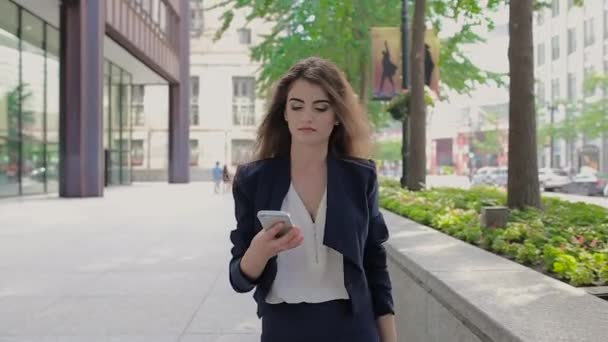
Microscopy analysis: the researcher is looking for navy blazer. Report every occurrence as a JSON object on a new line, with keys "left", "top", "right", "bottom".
{"left": 228, "top": 153, "right": 394, "bottom": 319}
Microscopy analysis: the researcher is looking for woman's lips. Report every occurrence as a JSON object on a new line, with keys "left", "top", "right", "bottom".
{"left": 298, "top": 127, "right": 316, "bottom": 132}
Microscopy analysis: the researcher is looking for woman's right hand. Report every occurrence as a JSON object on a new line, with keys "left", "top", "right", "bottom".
{"left": 239, "top": 223, "right": 303, "bottom": 282}
{"left": 251, "top": 223, "right": 304, "bottom": 261}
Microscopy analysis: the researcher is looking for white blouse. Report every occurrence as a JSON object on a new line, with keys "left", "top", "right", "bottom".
{"left": 265, "top": 183, "right": 349, "bottom": 304}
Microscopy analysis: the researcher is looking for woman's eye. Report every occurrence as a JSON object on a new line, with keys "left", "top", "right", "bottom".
{"left": 291, "top": 106, "right": 303, "bottom": 111}
{"left": 315, "top": 106, "right": 329, "bottom": 112}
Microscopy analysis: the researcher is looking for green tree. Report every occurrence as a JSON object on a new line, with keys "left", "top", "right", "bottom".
{"left": 6, "top": 84, "right": 33, "bottom": 155}
{"left": 471, "top": 112, "right": 504, "bottom": 156}
{"left": 537, "top": 71, "right": 606, "bottom": 165}
{"left": 373, "top": 140, "right": 402, "bottom": 161}
{"left": 210, "top": 0, "right": 508, "bottom": 130}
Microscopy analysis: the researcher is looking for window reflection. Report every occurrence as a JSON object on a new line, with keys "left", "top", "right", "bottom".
{"left": 21, "top": 11, "right": 46, "bottom": 195}
{"left": 46, "top": 26, "right": 60, "bottom": 193}
{"left": 0, "top": 0, "right": 19, "bottom": 197}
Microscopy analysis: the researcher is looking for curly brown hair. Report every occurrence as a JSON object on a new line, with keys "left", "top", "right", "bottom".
{"left": 254, "top": 57, "right": 372, "bottom": 160}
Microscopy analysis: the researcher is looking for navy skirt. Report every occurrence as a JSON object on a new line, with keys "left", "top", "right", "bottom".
{"left": 261, "top": 300, "right": 379, "bottom": 342}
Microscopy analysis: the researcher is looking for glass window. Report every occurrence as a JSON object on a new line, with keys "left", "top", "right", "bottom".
{"left": 584, "top": 18, "right": 595, "bottom": 47}
{"left": 121, "top": 71, "right": 132, "bottom": 184}
{"left": 46, "top": 25, "right": 60, "bottom": 193}
{"left": 232, "top": 77, "right": 255, "bottom": 126}
{"left": 190, "top": 75, "right": 199, "bottom": 126}
{"left": 551, "top": 35, "right": 560, "bottom": 60}
{"left": 190, "top": 76, "right": 199, "bottom": 103}
{"left": 151, "top": 0, "right": 160, "bottom": 24}
{"left": 537, "top": 81, "right": 546, "bottom": 105}
{"left": 190, "top": 104, "right": 199, "bottom": 126}
{"left": 190, "top": 0, "right": 204, "bottom": 37}
{"left": 109, "top": 64, "right": 122, "bottom": 185}
{"left": 584, "top": 66, "right": 596, "bottom": 96}
{"left": 142, "top": 0, "right": 152, "bottom": 15}
{"left": 231, "top": 139, "right": 254, "bottom": 166}
{"left": 131, "top": 85, "right": 145, "bottom": 126}
{"left": 537, "top": 11, "right": 545, "bottom": 26}
{"left": 552, "top": 0, "right": 560, "bottom": 17}
{"left": 20, "top": 11, "right": 45, "bottom": 195}
{"left": 131, "top": 139, "right": 144, "bottom": 167}
{"left": 103, "top": 61, "right": 110, "bottom": 152}
{"left": 567, "top": 73, "right": 577, "bottom": 100}
{"left": 238, "top": 28, "right": 251, "bottom": 45}
{"left": 0, "top": 0, "right": 18, "bottom": 34}
{"left": 159, "top": 1, "right": 167, "bottom": 35}
{"left": 551, "top": 78, "right": 560, "bottom": 101}
{"left": 605, "top": 9, "right": 608, "bottom": 39}
{"left": 568, "top": 28, "right": 576, "bottom": 54}
{"left": 189, "top": 139, "right": 199, "bottom": 166}
{"left": 537, "top": 43, "right": 545, "bottom": 66}
{"left": 0, "top": 0, "right": 20, "bottom": 197}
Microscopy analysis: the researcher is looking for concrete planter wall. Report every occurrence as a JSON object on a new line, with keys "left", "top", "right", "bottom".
{"left": 382, "top": 210, "right": 608, "bottom": 342}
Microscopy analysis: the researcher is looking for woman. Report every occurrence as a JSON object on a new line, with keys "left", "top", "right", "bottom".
{"left": 229, "top": 57, "right": 397, "bottom": 342}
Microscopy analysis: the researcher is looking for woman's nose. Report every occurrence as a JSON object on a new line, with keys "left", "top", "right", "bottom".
{"left": 300, "top": 108, "right": 314, "bottom": 121}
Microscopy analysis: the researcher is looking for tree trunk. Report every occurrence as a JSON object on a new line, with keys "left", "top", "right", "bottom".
{"left": 407, "top": 0, "right": 426, "bottom": 191}
{"left": 359, "top": 56, "right": 369, "bottom": 109}
{"left": 508, "top": 0, "right": 542, "bottom": 209}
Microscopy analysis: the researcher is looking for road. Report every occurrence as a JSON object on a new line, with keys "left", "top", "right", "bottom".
{"left": 413, "top": 175, "right": 608, "bottom": 209}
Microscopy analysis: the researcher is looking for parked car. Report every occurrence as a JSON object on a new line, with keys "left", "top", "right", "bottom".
{"left": 471, "top": 167, "right": 496, "bottom": 186}
{"left": 488, "top": 167, "right": 508, "bottom": 187}
{"left": 538, "top": 168, "right": 571, "bottom": 191}
{"left": 560, "top": 168, "right": 608, "bottom": 196}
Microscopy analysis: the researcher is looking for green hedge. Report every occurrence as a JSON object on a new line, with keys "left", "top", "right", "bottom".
{"left": 380, "top": 179, "right": 608, "bottom": 287}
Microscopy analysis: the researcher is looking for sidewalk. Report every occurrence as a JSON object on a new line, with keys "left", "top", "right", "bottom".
{"left": 0, "top": 183, "right": 259, "bottom": 342}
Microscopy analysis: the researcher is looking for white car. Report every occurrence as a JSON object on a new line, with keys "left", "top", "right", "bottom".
{"left": 560, "top": 168, "right": 608, "bottom": 196}
{"left": 488, "top": 167, "right": 508, "bottom": 187}
{"left": 538, "top": 168, "right": 571, "bottom": 191}
{"left": 471, "top": 167, "right": 497, "bottom": 186}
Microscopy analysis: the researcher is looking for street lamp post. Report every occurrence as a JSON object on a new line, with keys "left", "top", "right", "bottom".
{"left": 400, "top": 0, "right": 410, "bottom": 188}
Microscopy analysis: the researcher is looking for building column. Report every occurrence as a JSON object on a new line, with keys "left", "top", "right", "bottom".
{"left": 59, "top": 0, "right": 104, "bottom": 197}
{"left": 168, "top": 0, "right": 190, "bottom": 183}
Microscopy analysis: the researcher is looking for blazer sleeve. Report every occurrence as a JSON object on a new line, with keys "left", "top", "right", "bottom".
{"left": 228, "top": 168, "right": 259, "bottom": 293}
{"left": 364, "top": 167, "right": 395, "bottom": 317}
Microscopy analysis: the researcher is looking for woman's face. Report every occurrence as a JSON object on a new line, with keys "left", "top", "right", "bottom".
{"left": 284, "top": 79, "right": 338, "bottom": 148}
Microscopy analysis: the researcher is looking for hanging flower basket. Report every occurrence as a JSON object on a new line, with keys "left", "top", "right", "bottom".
{"left": 385, "top": 87, "right": 436, "bottom": 121}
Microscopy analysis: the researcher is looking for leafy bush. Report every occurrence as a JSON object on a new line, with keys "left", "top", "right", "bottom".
{"left": 379, "top": 179, "right": 608, "bottom": 287}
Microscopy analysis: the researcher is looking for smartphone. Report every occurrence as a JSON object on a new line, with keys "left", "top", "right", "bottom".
{"left": 257, "top": 210, "right": 294, "bottom": 238}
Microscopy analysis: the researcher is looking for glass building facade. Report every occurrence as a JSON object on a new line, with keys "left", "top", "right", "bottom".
{"left": 104, "top": 61, "right": 134, "bottom": 187}
{"left": 0, "top": 1, "right": 59, "bottom": 197}
{"left": 0, "top": 1, "right": 135, "bottom": 197}
{"left": 0, "top": 0, "right": 189, "bottom": 198}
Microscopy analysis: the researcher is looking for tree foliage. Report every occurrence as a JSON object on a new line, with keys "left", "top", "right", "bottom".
{"left": 540, "top": 73, "right": 608, "bottom": 143}
{"left": 210, "top": 0, "right": 510, "bottom": 128}
{"left": 373, "top": 140, "right": 402, "bottom": 161}
{"left": 471, "top": 112, "right": 504, "bottom": 155}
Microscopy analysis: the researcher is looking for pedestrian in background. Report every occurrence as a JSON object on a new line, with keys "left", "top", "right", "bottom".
{"left": 212, "top": 161, "right": 222, "bottom": 194}
{"left": 222, "top": 164, "right": 232, "bottom": 193}
{"left": 228, "top": 57, "right": 397, "bottom": 342}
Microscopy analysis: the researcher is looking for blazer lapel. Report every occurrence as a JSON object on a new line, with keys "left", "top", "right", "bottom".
{"left": 263, "top": 154, "right": 362, "bottom": 269}
{"left": 325, "top": 154, "right": 362, "bottom": 269}
{"left": 267, "top": 157, "right": 291, "bottom": 211}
